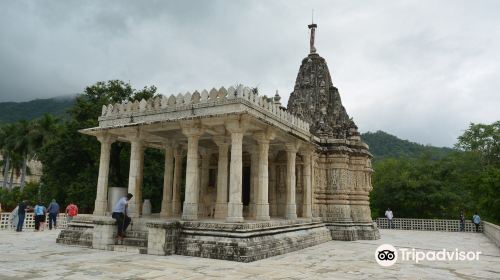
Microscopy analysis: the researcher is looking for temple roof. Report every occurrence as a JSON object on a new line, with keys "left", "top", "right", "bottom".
{"left": 287, "top": 25, "right": 359, "bottom": 140}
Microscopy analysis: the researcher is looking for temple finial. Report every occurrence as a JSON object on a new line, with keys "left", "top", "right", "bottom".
{"left": 308, "top": 12, "right": 317, "bottom": 54}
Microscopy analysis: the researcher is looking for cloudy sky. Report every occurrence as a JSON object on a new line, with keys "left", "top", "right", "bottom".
{"left": 0, "top": 0, "right": 499, "bottom": 147}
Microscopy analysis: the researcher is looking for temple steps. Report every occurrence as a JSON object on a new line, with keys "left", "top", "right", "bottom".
{"left": 113, "top": 230, "right": 149, "bottom": 254}
{"left": 113, "top": 245, "right": 147, "bottom": 254}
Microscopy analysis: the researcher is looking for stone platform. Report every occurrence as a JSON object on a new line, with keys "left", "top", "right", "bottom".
{"left": 175, "top": 218, "right": 332, "bottom": 262}
{"left": 57, "top": 216, "right": 332, "bottom": 262}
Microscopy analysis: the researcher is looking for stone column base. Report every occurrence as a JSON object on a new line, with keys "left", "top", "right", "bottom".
{"left": 172, "top": 201, "right": 182, "bottom": 216}
{"left": 160, "top": 202, "right": 173, "bottom": 218}
{"left": 93, "top": 199, "right": 108, "bottom": 216}
{"left": 214, "top": 203, "right": 228, "bottom": 219}
{"left": 255, "top": 203, "right": 270, "bottom": 221}
{"left": 182, "top": 203, "right": 199, "bottom": 220}
{"left": 285, "top": 204, "right": 297, "bottom": 220}
{"left": 226, "top": 202, "right": 244, "bottom": 222}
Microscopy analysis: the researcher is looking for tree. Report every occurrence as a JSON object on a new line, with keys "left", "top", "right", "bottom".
{"left": 455, "top": 121, "right": 500, "bottom": 164}
{"left": 38, "top": 80, "right": 160, "bottom": 213}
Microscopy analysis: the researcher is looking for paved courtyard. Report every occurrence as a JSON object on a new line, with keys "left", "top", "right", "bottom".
{"left": 0, "top": 229, "right": 499, "bottom": 279}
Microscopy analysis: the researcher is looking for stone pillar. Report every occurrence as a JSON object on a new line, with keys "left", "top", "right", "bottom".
{"left": 285, "top": 144, "right": 298, "bottom": 220}
{"left": 181, "top": 124, "right": 204, "bottom": 220}
{"left": 213, "top": 136, "right": 229, "bottom": 219}
{"left": 198, "top": 149, "right": 210, "bottom": 217}
{"left": 248, "top": 148, "right": 258, "bottom": 219}
{"left": 269, "top": 157, "right": 277, "bottom": 217}
{"left": 160, "top": 143, "right": 174, "bottom": 217}
{"left": 172, "top": 148, "right": 184, "bottom": 216}
{"left": 226, "top": 119, "right": 245, "bottom": 223}
{"left": 127, "top": 137, "right": 144, "bottom": 218}
{"left": 301, "top": 150, "right": 313, "bottom": 218}
{"left": 254, "top": 132, "right": 271, "bottom": 221}
{"left": 93, "top": 134, "right": 115, "bottom": 216}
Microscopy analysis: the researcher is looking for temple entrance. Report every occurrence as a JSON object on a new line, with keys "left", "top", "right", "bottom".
{"left": 242, "top": 166, "right": 251, "bottom": 206}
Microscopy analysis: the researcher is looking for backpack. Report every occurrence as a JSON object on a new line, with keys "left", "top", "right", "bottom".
{"left": 68, "top": 205, "right": 77, "bottom": 216}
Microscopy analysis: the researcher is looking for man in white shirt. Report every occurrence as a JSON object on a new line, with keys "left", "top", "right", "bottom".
{"left": 385, "top": 208, "right": 394, "bottom": 229}
{"left": 112, "top": 193, "right": 133, "bottom": 239}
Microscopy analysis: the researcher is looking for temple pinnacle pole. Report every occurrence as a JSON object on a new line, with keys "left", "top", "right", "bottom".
{"left": 308, "top": 15, "right": 317, "bottom": 54}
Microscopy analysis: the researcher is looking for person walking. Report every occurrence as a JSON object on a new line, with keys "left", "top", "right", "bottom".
{"left": 112, "top": 193, "right": 133, "bottom": 240}
{"left": 385, "top": 208, "right": 394, "bottom": 229}
{"left": 65, "top": 202, "right": 78, "bottom": 223}
{"left": 472, "top": 212, "right": 481, "bottom": 232}
{"left": 459, "top": 210, "right": 465, "bottom": 232}
{"left": 16, "top": 200, "right": 29, "bottom": 232}
{"left": 47, "top": 199, "right": 60, "bottom": 230}
{"left": 34, "top": 202, "right": 47, "bottom": 231}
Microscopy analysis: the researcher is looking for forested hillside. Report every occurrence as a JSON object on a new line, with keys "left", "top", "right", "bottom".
{"left": 361, "top": 131, "right": 453, "bottom": 161}
{"left": 0, "top": 97, "right": 74, "bottom": 124}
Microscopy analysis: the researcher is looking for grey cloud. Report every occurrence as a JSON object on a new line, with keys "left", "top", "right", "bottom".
{"left": 0, "top": 0, "right": 499, "bottom": 147}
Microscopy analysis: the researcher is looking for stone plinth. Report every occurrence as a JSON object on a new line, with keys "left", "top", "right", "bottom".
{"left": 146, "top": 220, "right": 181, "bottom": 255}
{"left": 91, "top": 216, "right": 116, "bottom": 250}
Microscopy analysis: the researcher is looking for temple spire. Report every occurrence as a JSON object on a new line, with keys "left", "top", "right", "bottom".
{"left": 308, "top": 12, "right": 317, "bottom": 54}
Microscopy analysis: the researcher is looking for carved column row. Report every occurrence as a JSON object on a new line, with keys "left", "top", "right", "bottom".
{"left": 92, "top": 125, "right": 313, "bottom": 222}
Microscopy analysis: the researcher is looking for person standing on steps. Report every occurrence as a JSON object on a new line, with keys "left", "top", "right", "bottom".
{"left": 112, "top": 193, "right": 133, "bottom": 240}
{"left": 47, "top": 199, "right": 60, "bottom": 230}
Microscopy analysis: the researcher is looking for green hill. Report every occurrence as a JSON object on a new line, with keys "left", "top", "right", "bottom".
{"left": 0, "top": 97, "right": 451, "bottom": 161}
{"left": 0, "top": 97, "right": 75, "bottom": 124}
{"left": 361, "top": 131, "right": 453, "bottom": 161}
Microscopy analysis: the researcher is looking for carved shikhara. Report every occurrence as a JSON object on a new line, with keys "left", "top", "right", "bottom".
{"left": 288, "top": 50, "right": 379, "bottom": 240}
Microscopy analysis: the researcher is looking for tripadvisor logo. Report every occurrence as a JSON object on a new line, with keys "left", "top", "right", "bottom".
{"left": 375, "top": 244, "right": 481, "bottom": 267}
{"left": 375, "top": 244, "right": 397, "bottom": 267}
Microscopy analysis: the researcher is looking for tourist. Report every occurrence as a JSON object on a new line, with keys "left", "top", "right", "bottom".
{"left": 10, "top": 205, "right": 19, "bottom": 230}
{"left": 459, "top": 210, "right": 465, "bottom": 232}
{"left": 47, "top": 199, "right": 60, "bottom": 230}
{"left": 472, "top": 212, "right": 481, "bottom": 232}
{"left": 65, "top": 202, "right": 78, "bottom": 223}
{"left": 385, "top": 208, "right": 394, "bottom": 229}
{"left": 16, "top": 200, "right": 29, "bottom": 232}
{"left": 34, "top": 202, "right": 47, "bottom": 231}
{"left": 112, "top": 193, "right": 133, "bottom": 239}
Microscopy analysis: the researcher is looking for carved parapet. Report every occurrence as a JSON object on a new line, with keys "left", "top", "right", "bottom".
{"left": 98, "top": 85, "right": 310, "bottom": 134}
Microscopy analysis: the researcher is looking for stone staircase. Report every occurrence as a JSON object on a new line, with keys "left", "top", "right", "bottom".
{"left": 113, "top": 230, "right": 148, "bottom": 254}
{"left": 56, "top": 219, "right": 94, "bottom": 248}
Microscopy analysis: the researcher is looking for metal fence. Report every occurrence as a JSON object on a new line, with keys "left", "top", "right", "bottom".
{"left": 0, "top": 212, "right": 69, "bottom": 230}
{"left": 376, "top": 218, "right": 483, "bottom": 232}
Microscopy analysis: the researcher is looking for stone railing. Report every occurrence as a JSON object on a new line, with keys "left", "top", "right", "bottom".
{"left": 99, "top": 86, "right": 310, "bottom": 133}
{"left": 483, "top": 221, "right": 500, "bottom": 248}
{"left": 0, "top": 212, "right": 69, "bottom": 230}
{"left": 375, "top": 218, "right": 483, "bottom": 233}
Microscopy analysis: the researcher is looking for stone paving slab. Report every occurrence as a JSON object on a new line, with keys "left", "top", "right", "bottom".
{"left": 0, "top": 229, "right": 499, "bottom": 279}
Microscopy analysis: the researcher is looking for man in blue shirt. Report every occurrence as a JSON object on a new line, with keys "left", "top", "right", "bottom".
{"left": 112, "top": 193, "right": 133, "bottom": 239}
{"left": 47, "top": 199, "right": 60, "bottom": 230}
{"left": 472, "top": 213, "right": 481, "bottom": 232}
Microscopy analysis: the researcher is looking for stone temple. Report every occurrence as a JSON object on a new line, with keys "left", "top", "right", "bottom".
{"left": 58, "top": 23, "right": 380, "bottom": 262}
